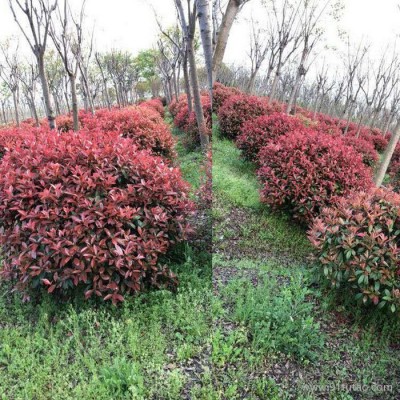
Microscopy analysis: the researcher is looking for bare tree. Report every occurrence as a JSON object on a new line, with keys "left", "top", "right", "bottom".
{"left": 0, "top": 40, "right": 21, "bottom": 126}
{"left": 18, "top": 62, "right": 40, "bottom": 125}
{"left": 175, "top": 0, "right": 209, "bottom": 149}
{"left": 212, "top": 0, "right": 251, "bottom": 81}
{"left": 95, "top": 52, "right": 111, "bottom": 110}
{"left": 286, "top": 0, "right": 329, "bottom": 114}
{"left": 246, "top": 17, "right": 270, "bottom": 93}
{"left": 50, "top": 0, "right": 86, "bottom": 131}
{"left": 267, "top": 0, "right": 302, "bottom": 101}
{"left": 9, "top": 0, "right": 58, "bottom": 129}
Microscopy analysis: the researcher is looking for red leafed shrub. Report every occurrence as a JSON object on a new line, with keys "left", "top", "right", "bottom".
{"left": 169, "top": 94, "right": 188, "bottom": 118}
{"left": 0, "top": 127, "right": 39, "bottom": 159}
{"left": 218, "top": 94, "right": 270, "bottom": 140}
{"left": 0, "top": 130, "right": 194, "bottom": 304}
{"left": 81, "top": 107, "right": 176, "bottom": 159}
{"left": 257, "top": 130, "right": 373, "bottom": 224}
{"left": 341, "top": 136, "right": 379, "bottom": 167}
{"left": 212, "top": 82, "right": 242, "bottom": 112}
{"left": 139, "top": 98, "right": 165, "bottom": 118}
{"left": 390, "top": 143, "right": 400, "bottom": 167}
{"left": 56, "top": 114, "right": 74, "bottom": 132}
{"left": 309, "top": 188, "right": 400, "bottom": 313}
{"left": 365, "top": 133, "right": 388, "bottom": 153}
{"left": 174, "top": 96, "right": 212, "bottom": 150}
{"left": 236, "top": 113, "right": 307, "bottom": 162}
{"left": 389, "top": 160, "right": 400, "bottom": 193}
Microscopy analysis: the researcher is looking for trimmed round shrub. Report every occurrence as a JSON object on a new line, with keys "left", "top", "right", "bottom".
{"left": 0, "top": 130, "right": 194, "bottom": 304}
{"left": 139, "top": 98, "right": 165, "bottom": 118}
{"left": 236, "top": 113, "right": 307, "bottom": 162}
{"left": 169, "top": 94, "right": 188, "bottom": 118}
{"left": 257, "top": 130, "right": 373, "bottom": 224}
{"left": 341, "top": 136, "right": 379, "bottom": 167}
{"left": 56, "top": 114, "right": 74, "bottom": 132}
{"left": 81, "top": 107, "right": 176, "bottom": 159}
{"left": 309, "top": 188, "right": 400, "bottom": 313}
{"left": 217, "top": 94, "right": 269, "bottom": 140}
{"left": 212, "top": 82, "right": 241, "bottom": 112}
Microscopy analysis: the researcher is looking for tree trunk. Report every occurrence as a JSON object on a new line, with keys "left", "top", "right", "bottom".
{"left": 286, "top": 48, "right": 308, "bottom": 114}
{"left": 196, "top": 0, "right": 213, "bottom": 103}
{"left": 246, "top": 68, "right": 259, "bottom": 94}
{"left": 1, "top": 102, "right": 6, "bottom": 124}
{"left": 183, "top": 49, "right": 192, "bottom": 112}
{"left": 53, "top": 92, "right": 61, "bottom": 115}
{"left": 12, "top": 89, "right": 20, "bottom": 126}
{"left": 30, "top": 95, "right": 40, "bottom": 126}
{"left": 212, "top": 0, "right": 241, "bottom": 82}
{"left": 269, "top": 65, "right": 281, "bottom": 102}
{"left": 38, "top": 55, "right": 56, "bottom": 129}
{"left": 70, "top": 74, "right": 79, "bottom": 131}
{"left": 374, "top": 120, "right": 400, "bottom": 187}
{"left": 188, "top": 37, "right": 209, "bottom": 149}
{"left": 383, "top": 113, "right": 393, "bottom": 137}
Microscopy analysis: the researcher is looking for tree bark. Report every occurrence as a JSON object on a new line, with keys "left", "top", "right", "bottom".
{"left": 182, "top": 48, "right": 193, "bottom": 112}
{"left": 286, "top": 48, "right": 308, "bottom": 114}
{"left": 374, "top": 120, "right": 400, "bottom": 187}
{"left": 196, "top": 0, "right": 213, "bottom": 103}
{"left": 29, "top": 95, "right": 40, "bottom": 126}
{"left": 246, "top": 69, "right": 258, "bottom": 94}
{"left": 70, "top": 74, "right": 79, "bottom": 131}
{"left": 12, "top": 89, "right": 20, "bottom": 126}
{"left": 212, "top": 0, "right": 241, "bottom": 82}
{"left": 38, "top": 55, "right": 56, "bottom": 129}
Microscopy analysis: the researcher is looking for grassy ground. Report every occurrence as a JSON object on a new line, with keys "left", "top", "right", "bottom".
{"left": 211, "top": 124, "right": 400, "bottom": 399}
{"left": 0, "top": 127, "right": 213, "bottom": 400}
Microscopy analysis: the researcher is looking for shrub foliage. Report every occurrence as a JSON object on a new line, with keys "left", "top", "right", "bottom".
{"left": 257, "top": 130, "right": 373, "bottom": 224}
{"left": 309, "top": 188, "right": 400, "bottom": 312}
{"left": 0, "top": 130, "right": 193, "bottom": 303}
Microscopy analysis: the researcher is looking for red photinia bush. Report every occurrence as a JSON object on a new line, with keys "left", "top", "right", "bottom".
{"left": 212, "top": 82, "right": 242, "bottom": 112}
{"left": 81, "top": 106, "right": 176, "bottom": 159}
{"left": 257, "top": 130, "right": 373, "bottom": 224}
{"left": 0, "top": 130, "right": 194, "bottom": 304}
{"left": 236, "top": 113, "right": 308, "bottom": 162}
{"left": 169, "top": 94, "right": 188, "bottom": 118}
{"left": 139, "top": 98, "right": 165, "bottom": 118}
{"left": 218, "top": 94, "right": 270, "bottom": 140}
{"left": 341, "top": 136, "right": 379, "bottom": 167}
{"left": 0, "top": 126, "right": 40, "bottom": 159}
{"left": 364, "top": 132, "right": 389, "bottom": 153}
{"left": 174, "top": 96, "right": 212, "bottom": 150}
{"left": 389, "top": 160, "right": 400, "bottom": 193}
{"left": 56, "top": 114, "right": 74, "bottom": 132}
{"left": 309, "top": 188, "right": 400, "bottom": 313}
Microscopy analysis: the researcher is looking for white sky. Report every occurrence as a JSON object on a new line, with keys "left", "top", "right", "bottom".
{"left": 0, "top": 0, "right": 177, "bottom": 56}
{"left": 225, "top": 0, "right": 400, "bottom": 67}
{"left": 0, "top": 0, "right": 399, "bottom": 67}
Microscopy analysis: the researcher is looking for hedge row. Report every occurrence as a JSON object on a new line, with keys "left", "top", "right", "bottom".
{"left": 215, "top": 83, "right": 400, "bottom": 314}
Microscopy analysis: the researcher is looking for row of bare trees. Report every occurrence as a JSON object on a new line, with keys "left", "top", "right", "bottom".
{"left": 1, "top": 0, "right": 228, "bottom": 150}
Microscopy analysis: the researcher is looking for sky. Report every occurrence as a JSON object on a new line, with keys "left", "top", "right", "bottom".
{"left": 0, "top": 0, "right": 399, "bottom": 67}
{"left": 0, "top": 0, "right": 177, "bottom": 56}
{"left": 224, "top": 0, "right": 400, "bottom": 67}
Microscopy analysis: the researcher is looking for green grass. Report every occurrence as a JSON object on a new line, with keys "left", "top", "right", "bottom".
{"left": 213, "top": 127, "right": 311, "bottom": 261}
